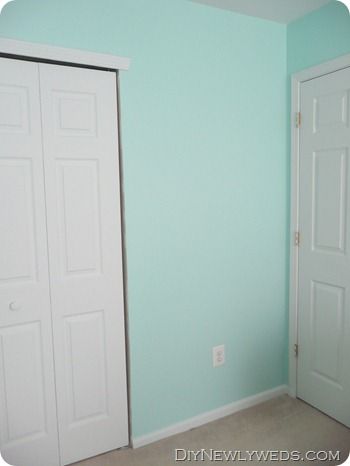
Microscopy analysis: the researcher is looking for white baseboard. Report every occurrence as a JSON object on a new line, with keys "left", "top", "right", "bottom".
{"left": 132, "top": 384, "right": 288, "bottom": 448}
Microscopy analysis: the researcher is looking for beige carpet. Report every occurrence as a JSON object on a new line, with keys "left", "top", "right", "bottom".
{"left": 73, "top": 396, "right": 350, "bottom": 466}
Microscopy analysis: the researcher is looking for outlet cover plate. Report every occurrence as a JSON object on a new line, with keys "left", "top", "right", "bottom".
{"left": 213, "top": 344, "right": 225, "bottom": 367}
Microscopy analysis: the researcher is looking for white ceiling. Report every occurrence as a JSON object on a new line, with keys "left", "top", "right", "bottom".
{"left": 190, "top": 0, "right": 333, "bottom": 23}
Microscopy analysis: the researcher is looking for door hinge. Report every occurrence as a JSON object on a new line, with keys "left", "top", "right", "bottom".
{"left": 294, "top": 344, "right": 299, "bottom": 358}
{"left": 294, "top": 231, "right": 300, "bottom": 247}
{"left": 296, "top": 112, "right": 301, "bottom": 128}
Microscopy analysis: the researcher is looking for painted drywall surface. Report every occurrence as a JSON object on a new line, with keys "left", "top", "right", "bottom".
{"left": 288, "top": 1, "right": 350, "bottom": 75}
{"left": 0, "top": 0, "right": 287, "bottom": 437}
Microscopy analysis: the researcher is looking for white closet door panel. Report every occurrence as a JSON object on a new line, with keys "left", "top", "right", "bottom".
{"left": 39, "top": 63, "right": 128, "bottom": 465}
{"left": 298, "top": 67, "right": 350, "bottom": 427}
{"left": 0, "top": 58, "right": 59, "bottom": 466}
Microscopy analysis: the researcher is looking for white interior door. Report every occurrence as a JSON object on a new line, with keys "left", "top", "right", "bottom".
{"left": 298, "top": 67, "right": 350, "bottom": 427}
{"left": 0, "top": 58, "right": 60, "bottom": 466}
{"left": 39, "top": 63, "right": 128, "bottom": 465}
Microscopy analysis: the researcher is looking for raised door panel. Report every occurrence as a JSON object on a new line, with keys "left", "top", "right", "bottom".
{"left": 0, "top": 160, "right": 37, "bottom": 282}
{"left": 56, "top": 160, "right": 102, "bottom": 276}
{"left": 310, "top": 282, "right": 345, "bottom": 387}
{"left": 313, "top": 90, "right": 349, "bottom": 133}
{"left": 0, "top": 58, "right": 59, "bottom": 466}
{"left": 0, "top": 323, "right": 47, "bottom": 444}
{"left": 64, "top": 311, "right": 108, "bottom": 426}
{"left": 312, "top": 149, "right": 347, "bottom": 254}
{"left": 39, "top": 63, "right": 128, "bottom": 465}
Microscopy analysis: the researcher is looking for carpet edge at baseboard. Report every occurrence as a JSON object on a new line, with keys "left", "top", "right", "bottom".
{"left": 132, "top": 384, "right": 288, "bottom": 449}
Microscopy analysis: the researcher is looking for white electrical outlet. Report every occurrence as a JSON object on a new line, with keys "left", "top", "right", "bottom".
{"left": 213, "top": 344, "right": 225, "bottom": 367}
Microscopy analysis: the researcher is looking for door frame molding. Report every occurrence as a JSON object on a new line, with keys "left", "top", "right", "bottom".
{"left": 0, "top": 39, "right": 132, "bottom": 453}
{"left": 289, "top": 53, "right": 350, "bottom": 397}
{"left": 0, "top": 38, "right": 130, "bottom": 70}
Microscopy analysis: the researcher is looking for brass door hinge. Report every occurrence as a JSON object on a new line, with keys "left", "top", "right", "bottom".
{"left": 296, "top": 112, "right": 301, "bottom": 128}
{"left": 294, "top": 344, "right": 299, "bottom": 358}
{"left": 294, "top": 231, "right": 300, "bottom": 247}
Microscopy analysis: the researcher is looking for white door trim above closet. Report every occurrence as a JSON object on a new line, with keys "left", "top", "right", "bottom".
{"left": 289, "top": 53, "right": 350, "bottom": 398}
{"left": 0, "top": 38, "right": 130, "bottom": 70}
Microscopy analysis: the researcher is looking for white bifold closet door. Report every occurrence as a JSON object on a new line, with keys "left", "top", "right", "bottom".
{"left": 0, "top": 57, "right": 128, "bottom": 466}
{"left": 0, "top": 58, "right": 60, "bottom": 466}
{"left": 39, "top": 63, "right": 128, "bottom": 465}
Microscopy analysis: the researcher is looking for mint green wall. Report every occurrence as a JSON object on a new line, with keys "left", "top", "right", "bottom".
{"left": 288, "top": 1, "right": 350, "bottom": 75}
{"left": 0, "top": 0, "right": 288, "bottom": 437}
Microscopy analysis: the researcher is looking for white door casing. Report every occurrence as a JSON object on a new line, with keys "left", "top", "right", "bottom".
{"left": 0, "top": 58, "right": 60, "bottom": 466}
{"left": 296, "top": 67, "right": 350, "bottom": 427}
{"left": 39, "top": 63, "right": 129, "bottom": 465}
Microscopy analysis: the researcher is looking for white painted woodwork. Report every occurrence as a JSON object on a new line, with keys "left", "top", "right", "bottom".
{"left": 39, "top": 63, "right": 128, "bottom": 465}
{"left": 290, "top": 53, "right": 350, "bottom": 400}
{"left": 0, "top": 38, "right": 130, "bottom": 71}
{"left": 297, "top": 67, "right": 350, "bottom": 427}
{"left": 0, "top": 58, "right": 60, "bottom": 466}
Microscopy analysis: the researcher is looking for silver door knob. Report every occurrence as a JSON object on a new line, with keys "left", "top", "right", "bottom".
{"left": 9, "top": 301, "right": 21, "bottom": 311}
